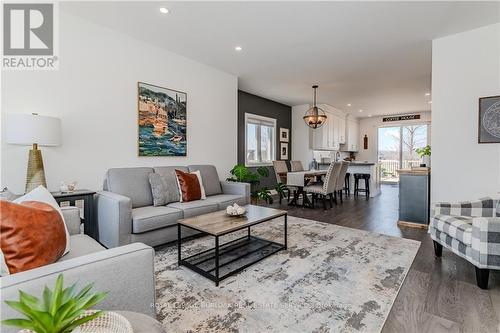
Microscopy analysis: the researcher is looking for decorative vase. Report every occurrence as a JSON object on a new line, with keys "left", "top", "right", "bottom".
{"left": 422, "top": 155, "right": 430, "bottom": 167}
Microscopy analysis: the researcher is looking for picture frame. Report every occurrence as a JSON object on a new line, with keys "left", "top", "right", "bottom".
{"left": 137, "top": 82, "right": 187, "bottom": 156}
{"left": 280, "top": 142, "right": 288, "bottom": 160}
{"left": 479, "top": 95, "right": 500, "bottom": 144}
{"left": 280, "top": 128, "right": 289, "bottom": 142}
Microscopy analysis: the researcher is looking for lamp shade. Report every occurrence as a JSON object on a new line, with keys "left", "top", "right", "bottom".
{"left": 5, "top": 113, "right": 61, "bottom": 146}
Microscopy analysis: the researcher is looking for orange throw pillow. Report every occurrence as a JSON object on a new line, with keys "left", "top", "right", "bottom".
{"left": 175, "top": 169, "right": 202, "bottom": 202}
{"left": 0, "top": 200, "right": 67, "bottom": 274}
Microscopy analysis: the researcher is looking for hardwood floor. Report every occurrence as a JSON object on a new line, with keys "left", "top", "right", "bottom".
{"left": 265, "top": 184, "right": 500, "bottom": 332}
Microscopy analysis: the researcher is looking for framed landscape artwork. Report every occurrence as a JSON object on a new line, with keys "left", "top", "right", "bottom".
{"left": 138, "top": 82, "right": 187, "bottom": 156}
{"left": 479, "top": 95, "right": 500, "bottom": 144}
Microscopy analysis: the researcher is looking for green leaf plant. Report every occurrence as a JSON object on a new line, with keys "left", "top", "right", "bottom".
{"left": 2, "top": 274, "right": 107, "bottom": 333}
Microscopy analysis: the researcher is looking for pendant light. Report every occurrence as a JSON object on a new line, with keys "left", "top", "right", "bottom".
{"left": 303, "top": 85, "right": 327, "bottom": 129}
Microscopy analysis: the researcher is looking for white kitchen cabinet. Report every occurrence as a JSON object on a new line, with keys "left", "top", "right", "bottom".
{"left": 343, "top": 118, "right": 359, "bottom": 152}
{"left": 310, "top": 112, "right": 344, "bottom": 150}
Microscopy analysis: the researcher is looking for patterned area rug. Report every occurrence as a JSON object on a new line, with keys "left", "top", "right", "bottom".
{"left": 154, "top": 216, "right": 420, "bottom": 332}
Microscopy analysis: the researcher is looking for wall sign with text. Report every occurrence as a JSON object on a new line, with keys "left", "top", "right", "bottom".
{"left": 382, "top": 114, "right": 420, "bottom": 122}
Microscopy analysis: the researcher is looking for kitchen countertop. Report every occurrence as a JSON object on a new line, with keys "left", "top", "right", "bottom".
{"left": 318, "top": 161, "right": 376, "bottom": 166}
{"left": 397, "top": 167, "right": 431, "bottom": 175}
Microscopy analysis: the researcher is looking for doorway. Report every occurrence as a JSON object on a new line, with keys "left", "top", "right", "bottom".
{"left": 378, "top": 124, "right": 429, "bottom": 183}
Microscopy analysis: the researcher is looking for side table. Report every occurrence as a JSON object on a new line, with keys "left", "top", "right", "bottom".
{"left": 52, "top": 190, "right": 97, "bottom": 240}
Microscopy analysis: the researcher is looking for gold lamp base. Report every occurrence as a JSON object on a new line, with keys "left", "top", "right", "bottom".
{"left": 26, "top": 143, "right": 47, "bottom": 193}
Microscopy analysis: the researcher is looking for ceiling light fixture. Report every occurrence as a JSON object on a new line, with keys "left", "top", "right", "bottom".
{"left": 358, "top": 109, "right": 363, "bottom": 113}
{"left": 235, "top": 46, "right": 242, "bottom": 51}
{"left": 425, "top": 93, "right": 431, "bottom": 96}
{"left": 347, "top": 104, "right": 352, "bottom": 107}
{"left": 303, "top": 85, "right": 327, "bottom": 129}
{"left": 428, "top": 101, "right": 432, "bottom": 104}
{"left": 159, "top": 7, "right": 169, "bottom": 14}
{"left": 368, "top": 114, "right": 372, "bottom": 117}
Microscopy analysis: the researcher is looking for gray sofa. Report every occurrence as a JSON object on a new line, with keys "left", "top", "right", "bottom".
{"left": 1, "top": 206, "right": 156, "bottom": 333}
{"left": 95, "top": 165, "right": 250, "bottom": 248}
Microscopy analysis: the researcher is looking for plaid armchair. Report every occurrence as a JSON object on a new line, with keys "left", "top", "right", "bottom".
{"left": 429, "top": 197, "right": 500, "bottom": 289}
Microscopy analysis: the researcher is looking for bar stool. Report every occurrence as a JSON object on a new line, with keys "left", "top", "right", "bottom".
{"left": 354, "top": 173, "right": 370, "bottom": 199}
{"left": 344, "top": 173, "right": 351, "bottom": 196}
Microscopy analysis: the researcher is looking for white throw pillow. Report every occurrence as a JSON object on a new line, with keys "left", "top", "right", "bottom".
{"left": 176, "top": 170, "right": 206, "bottom": 203}
{"left": 13, "top": 185, "right": 71, "bottom": 256}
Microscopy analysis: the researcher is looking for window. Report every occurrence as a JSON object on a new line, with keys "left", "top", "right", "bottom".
{"left": 245, "top": 113, "right": 276, "bottom": 166}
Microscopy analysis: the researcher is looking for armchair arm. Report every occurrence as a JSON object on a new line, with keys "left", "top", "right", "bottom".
{"left": 0, "top": 243, "right": 156, "bottom": 332}
{"left": 432, "top": 197, "right": 498, "bottom": 218}
{"left": 61, "top": 206, "right": 81, "bottom": 235}
{"left": 220, "top": 181, "right": 250, "bottom": 204}
{"left": 95, "top": 191, "right": 132, "bottom": 248}
{"left": 471, "top": 217, "right": 500, "bottom": 268}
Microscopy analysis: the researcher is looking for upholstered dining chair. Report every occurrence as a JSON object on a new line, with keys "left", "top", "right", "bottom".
{"left": 304, "top": 162, "right": 342, "bottom": 210}
{"left": 334, "top": 161, "right": 350, "bottom": 203}
{"left": 290, "top": 160, "right": 304, "bottom": 172}
{"left": 272, "top": 160, "right": 292, "bottom": 204}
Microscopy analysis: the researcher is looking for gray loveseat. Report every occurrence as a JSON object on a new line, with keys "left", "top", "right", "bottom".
{"left": 95, "top": 165, "right": 250, "bottom": 248}
{"left": 1, "top": 207, "right": 156, "bottom": 333}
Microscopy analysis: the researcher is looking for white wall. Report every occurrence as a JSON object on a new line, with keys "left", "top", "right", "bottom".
{"left": 357, "top": 112, "right": 432, "bottom": 162}
{"left": 1, "top": 11, "right": 238, "bottom": 194}
{"left": 291, "top": 103, "right": 349, "bottom": 168}
{"left": 432, "top": 23, "right": 500, "bottom": 202}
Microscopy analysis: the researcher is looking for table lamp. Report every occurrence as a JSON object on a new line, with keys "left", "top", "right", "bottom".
{"left": 6, "top": 113, "right": 61, "bottom": 193}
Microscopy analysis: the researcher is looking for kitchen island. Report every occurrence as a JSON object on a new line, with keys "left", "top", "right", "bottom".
{"left": 318, "top": 161, "right": 381, "bottom": 197}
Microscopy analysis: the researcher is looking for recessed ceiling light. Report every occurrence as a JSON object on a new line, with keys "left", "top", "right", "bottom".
{"left": 235, "top": 46, "right": 242, "bottom": 51}
{"left": 347, "top": 104, "right": 352, "bottom": 107}
{"left": 368, "top": 114, "right": 372, "bottom": 117}
{"left": 358, "top": 109, "right": 363, "bottom": 113}
{"left": 159, "top": 7, "right": 169, "bottom": 14}
{"left": 425, "top": 93, "right": 431, "bottom": 96}
{"left": 428, "top": 101, "right": 432, "bottom": 104}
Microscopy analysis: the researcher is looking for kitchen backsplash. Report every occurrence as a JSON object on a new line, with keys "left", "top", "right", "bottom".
{"left": 313, "top": 150, "right": 352, "bottom": 162}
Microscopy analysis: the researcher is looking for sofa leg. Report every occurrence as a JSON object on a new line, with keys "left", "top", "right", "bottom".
{"left": 433, "top": 241, "right": 443, "bottom": 257}
{"left": 475, "top": 267, "right": 490, "bottom": 289}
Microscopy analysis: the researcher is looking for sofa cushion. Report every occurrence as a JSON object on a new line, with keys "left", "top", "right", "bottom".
{"left": 132, "top": 206, "right": 183, "bottom": 234}
{"left": 207, "top": 194, "right": 247, "bottom": 209}
{"left": 167, "top": 200, "right": 219, "bottom": 218}
{"left": 153, "top": 166, "right": 187, "bottom": 204}
{"left": 106, "top": 168, "right": 154, "bottom": 208}
{"left": 431, "top": 214, "right": 473, "bottom": 246}
{"left": 187, "top": 165, "right": 222, "bottom": 196}
{"left": 58, "top": 234, "right": 106, "bottom": 262}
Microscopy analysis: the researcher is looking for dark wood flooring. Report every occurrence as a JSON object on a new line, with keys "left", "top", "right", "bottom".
{"left": 264, "top": 184, "right": 500, "bottom": 333}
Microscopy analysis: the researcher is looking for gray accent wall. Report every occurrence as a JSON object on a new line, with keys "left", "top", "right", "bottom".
{"left": 238, "top": 90, "right": 292, "bottom": 190}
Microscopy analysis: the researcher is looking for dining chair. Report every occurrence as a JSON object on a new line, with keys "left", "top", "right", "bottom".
{"left": 304, "top": 162, "right": 342, "bottom": 210}
{"left": 272, "top": 160, "right": 292, "bottom": 204}
{"left": 334, "top": 161, "right": 350, "bottom": 204}
{"left": 290, "top": 160, "right": 304, "bottom": 172}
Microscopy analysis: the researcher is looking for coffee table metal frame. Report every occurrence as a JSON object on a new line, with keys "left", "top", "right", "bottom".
{"left": 177, "top": 211, "right": 287, "bottom": 286}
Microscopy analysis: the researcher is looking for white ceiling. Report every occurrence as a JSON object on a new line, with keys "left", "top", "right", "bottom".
{"left": 63, "top": 1, "right": 500, "bottom": 117}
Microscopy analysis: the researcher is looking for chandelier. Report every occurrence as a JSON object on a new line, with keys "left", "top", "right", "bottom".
{"left": 303, "top": 85, "right": 327, "bottom": 129}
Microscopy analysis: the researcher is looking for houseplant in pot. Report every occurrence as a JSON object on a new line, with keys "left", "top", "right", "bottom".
{"left": 415, "top": 145, "right": 431, "bottom": 167}
{"left": 226, "top": 164, "right": 273, "bottom": 204}
{"left": 2, "top": 274, "right": 108, "bottom": 333}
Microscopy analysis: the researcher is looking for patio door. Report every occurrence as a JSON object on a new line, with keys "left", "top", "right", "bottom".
{"left": 378, "top": 124, "right": 428, "bottom": 183}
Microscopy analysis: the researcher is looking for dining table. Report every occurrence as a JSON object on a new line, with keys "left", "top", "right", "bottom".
{"left": 278, "top": 169, "right": 327, "bottom": 207}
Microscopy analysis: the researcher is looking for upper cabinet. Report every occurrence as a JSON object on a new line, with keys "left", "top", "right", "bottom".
{"left": 342, "top": 118, "right": 360, "bottom": 152}
{"left": 310, "top": 111, "right": 346, "bottom": 150}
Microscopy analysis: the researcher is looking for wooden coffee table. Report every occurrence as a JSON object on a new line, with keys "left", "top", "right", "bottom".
{"left": 177, "top": 205, "right": 287, "bottom": 286}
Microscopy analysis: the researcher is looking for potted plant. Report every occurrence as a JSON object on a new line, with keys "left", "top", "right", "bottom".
{"left": 2, "top": 274, "right": 107, "bottom": 333}
{"left": 227, "top": 164, "right": 273, "bottom": 204}
{"left": 415, "top": 145, "right": 431, "bottom": 167}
